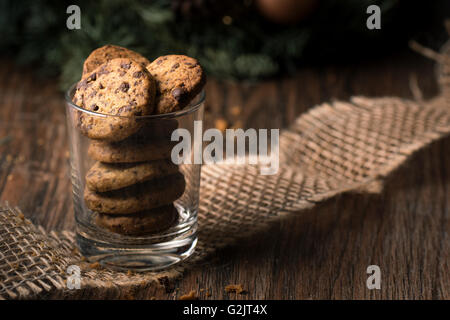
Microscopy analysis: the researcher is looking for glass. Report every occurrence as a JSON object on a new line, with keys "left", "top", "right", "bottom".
{"left": 65, "top": 84, "right": 204, "bottom": 271}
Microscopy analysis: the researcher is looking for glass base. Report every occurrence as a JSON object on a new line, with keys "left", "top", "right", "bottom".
{"left": 76, "top": 222, "right": 197, "bottom": 272}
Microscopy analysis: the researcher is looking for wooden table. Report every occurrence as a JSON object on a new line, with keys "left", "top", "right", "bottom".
{"left": 0, "top": 50, "right": 448, "bottom": 299}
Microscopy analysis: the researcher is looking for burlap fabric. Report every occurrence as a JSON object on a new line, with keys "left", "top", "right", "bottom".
{"left": 1, "top": 40, "right": 449, "bottom": 299}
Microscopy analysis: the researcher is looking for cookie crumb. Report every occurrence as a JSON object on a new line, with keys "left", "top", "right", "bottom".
{"left": 206, "top": 289, "right": 212, "bottom": 297}
{"left": 150, "top": 296, "right": 156, "bottom": 300}
{"left": 230, "top": 105, "right": 242, "bottom": 116}
{"left": 127, "top": 270, "right": 134, "bottom": 276}
{"left": 89, "top": 262, "right": 102, "bottom": 270}
{"left": 215, "top": 118, "right": 228, "bottom": 131}
{"left": 18, "top": 212, "right": 25, "bottom": 220}
{"left": 179, "top": 290, "right": 198, "bottom": 300}
{"left": 225, "top": 284, "right": 245, "bottom": 294}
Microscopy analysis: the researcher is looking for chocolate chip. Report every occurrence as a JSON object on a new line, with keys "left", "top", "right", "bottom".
{"left": 171, "top": 63, "right": 180, "bottom": 70}
{"left": 156, "top": 59, "right": 163, "bottom": 65}
{"left": 172, "top": 87, "right": 185, "bottom": 101}
{"left": 76, "top": 80, "right": 88, "bottom": 90}
{"left": 118, "top": 105, "right": 133, "bottom": 115}
{"left": 99, "top": 83, "right": 104, "bottom": 89}
{"left": 133, "top": 71, "right": 143, "bottom": 78}
{"left": 98, "top": 66, "right": 109, "bottom": 75}
{"left": 87, "top": 73, "right": 97, "bottom": 82}
{"left": 120, "top": 63, "right": 131, "bottom": 69}
{"left": 119, "top": 82, "right": 130, "bottom": 92}
{"left": 90, "top": 104, "right": 99, "bottom": 111}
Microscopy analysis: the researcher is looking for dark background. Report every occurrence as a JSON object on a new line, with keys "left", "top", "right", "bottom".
{"left": 0, "top": 0, "right": 448, "bottom": 88}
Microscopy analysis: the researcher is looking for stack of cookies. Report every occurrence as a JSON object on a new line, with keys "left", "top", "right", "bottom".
{"left": 72, "top": 45, "right": 206, "bottom": 236}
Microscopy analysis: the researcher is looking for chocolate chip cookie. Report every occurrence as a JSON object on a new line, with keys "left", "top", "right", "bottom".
{"left": 147, "top": 55, "right": 206, "bottom": 114}
{"left": 86, "top": 159, "right": 179, "bottom": 192}
{"left": 84, "top": 172, "right": 186, "bottom": 214}
{"left": 88, "top": 138, "right": 175, "bottom": 163}
{"left": 95, "top": 205, "right": 178, "bottom": 236}
{"left": 82, "top": 45, "right": 151, "bottom": 76}
{"left": 73, "top": 58, "right": 156, "bottom": 141}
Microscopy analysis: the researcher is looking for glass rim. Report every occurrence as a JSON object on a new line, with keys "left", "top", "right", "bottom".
{"left": 65, "top": 83, "right": 205, "bottom": 120}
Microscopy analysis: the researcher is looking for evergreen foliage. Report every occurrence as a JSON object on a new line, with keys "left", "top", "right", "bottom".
{"left": 0, "top": 0, "right": 442, "bottom": 88}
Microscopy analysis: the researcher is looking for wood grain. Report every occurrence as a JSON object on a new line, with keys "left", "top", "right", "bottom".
{"left": 0, "top": 50, "right": 448, "bottom": 299}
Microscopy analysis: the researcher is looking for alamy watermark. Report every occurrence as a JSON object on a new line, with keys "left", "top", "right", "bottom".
{"left": 366, "top": 265, "right": 381, "bottom": 290}
{"left": 66, "top": 5, "right": 81, "bottom": 30}
{"left": 68, "top": 4, "right": 381, "bottom": 31}
{"left": 366, "top": 5, "right": 381, "bottom": 30}
{"left": 171, "top": 121, "right": 279, "bottom": 175}
{"left": 66, "top": 265, "right": 81, "bottom": 289}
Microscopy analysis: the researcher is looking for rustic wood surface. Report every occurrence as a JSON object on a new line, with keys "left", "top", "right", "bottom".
{"left": 0, "top": 51, "right": 448, "bottom": 299}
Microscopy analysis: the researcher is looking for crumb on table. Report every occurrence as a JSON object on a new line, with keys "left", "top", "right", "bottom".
{"left": 225, "top": 284, "right": 245, "bottom": 294}
{"left": 230, "top": 105, "right": 242, "bottom": 116}
{"left": 89, "top": 262, "right": 102, "bottom": 270}
{"left": 214, "top": 118, "right": 228, "bottom": 131}
{"left": 179, "top": 290, "right": 198, "bottom": 300}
